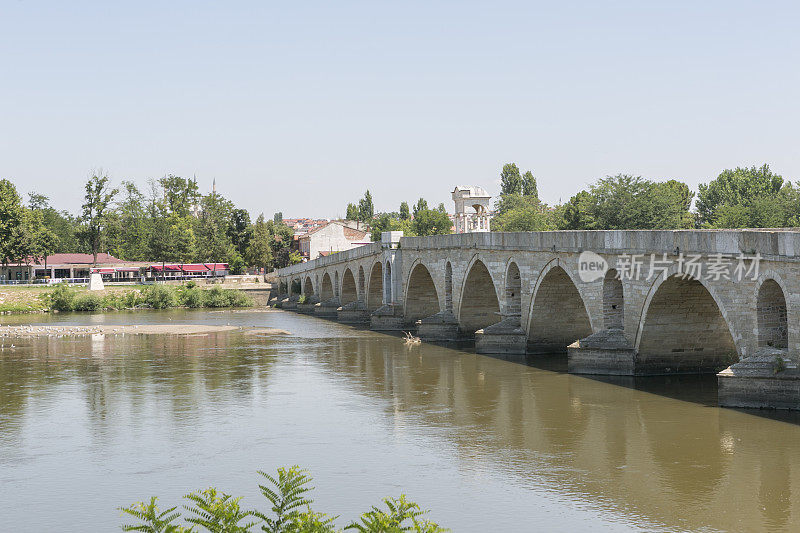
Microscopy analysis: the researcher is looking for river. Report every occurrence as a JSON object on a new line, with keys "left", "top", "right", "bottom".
{"left": 1, "top": 309, "right": 799, "bottom": 531}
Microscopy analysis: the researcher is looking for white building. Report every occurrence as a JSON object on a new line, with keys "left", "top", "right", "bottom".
{"left": 298, "top": 221, "right": 371, "bottom": 261}
{"left": 452, "top": 185, "right": 492, "bottom": 233}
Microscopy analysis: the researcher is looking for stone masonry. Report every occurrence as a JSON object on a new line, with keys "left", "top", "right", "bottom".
{"left": 276, "top": 230, "right": 800, "bottom": 410}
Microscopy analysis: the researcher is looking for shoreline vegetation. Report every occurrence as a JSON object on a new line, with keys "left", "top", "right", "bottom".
{"left": 120, "top": 466, "right": 445, "bottom": 532}
{"left": 0, "top": 282, "right": 255, "bottom": 315}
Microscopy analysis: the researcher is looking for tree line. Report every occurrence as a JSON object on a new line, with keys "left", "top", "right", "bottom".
{"left": 0, "top": 174, "right": 301, "bottom": 273}
{"left": 344, "top": 190, "right": 453, "bottom": 241}
{"left": 491, "top": 162, "right": 798, "bottom": 232}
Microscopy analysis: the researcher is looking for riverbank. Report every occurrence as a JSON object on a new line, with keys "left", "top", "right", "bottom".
{"left": 0, "top": 285, "right": 138, "bottom": 314}
{"left": 0, "top": 323, "right": 290, "bottom": 338}
{"left": 0, "top": 283, "right": 263, "bottom": 315}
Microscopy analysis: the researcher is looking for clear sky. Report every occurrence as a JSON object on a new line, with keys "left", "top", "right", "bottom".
{"left": 2, "top": 1, "right": 798, "bottom": 219}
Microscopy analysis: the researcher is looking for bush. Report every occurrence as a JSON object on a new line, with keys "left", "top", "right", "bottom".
{"left": 48, "top": 283, "right": 76, "bottom": 311}
{"left": 203, "top": 286, "right": 253, "bottom": 308}
{"left": 228, "top": 290, "right": 253, "bottom": 308}
{"left": 142, "top": 284, "right": 178, "bottom": 309}
{"left": 72, "top": 292, "right": 104, "bottom": 312}
{"left": 181, "top": 287, "right": 207, "bottom": 308}
{"left": 206, "top": 286, "right": 234, "bottom": 308}
{"left": 120, "top": 466, "right": 445, "bottom": 532}
{"left": 185, "top": 280, "right": 197, "bottom": 289}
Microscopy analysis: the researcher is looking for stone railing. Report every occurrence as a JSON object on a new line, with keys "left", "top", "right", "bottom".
{"left": 276, "top": 242, "right": 382, "bottom": 277}
{"left": 400, "top": 229, "right": 800, "bottom": 260}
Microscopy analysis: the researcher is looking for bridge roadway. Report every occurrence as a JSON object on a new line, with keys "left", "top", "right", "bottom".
{"left": 275, "top": 229, "right": 800, "bottom": 410}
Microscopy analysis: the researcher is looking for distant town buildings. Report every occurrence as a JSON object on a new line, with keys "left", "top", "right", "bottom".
{"left": 282, "top": 218, "right": 331, "bottom": 236}
{"left": 452, "top": 185, "right": 492, "bottom": 233}
{"left": 297, "top": 220, "right": 370, "bottom": 261}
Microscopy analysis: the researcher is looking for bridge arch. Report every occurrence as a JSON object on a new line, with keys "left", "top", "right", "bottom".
{"left": 404, "top": 261, "right": 440, "bottom": 323}
{"left": 341, "top": 267, "right": 358, "bottom": 305}
{"left": 458, "top": 257, "right": 501, "bottom": 334}
{"left": 603, "top": 269, "right": 624, "bottom": 330}
{"left": 290, "top": 278, "right": 301, "bottom": 296}
{"left": 527, "top": 259, "right": 593, "bottom": 353}
{"left": 635, "top": 272, "right": 738, "bottom": 373}
{"left": 757, "top": 277, "right": 788, "bottom": 350}
{"left": 367, "top": 261, "right": 383, "bottom": 310}
{"left": 303, "top": 276, "right": 314, "bottom": 296}
{"left": 320, "top": 272, "right": 334, "bottom": 300}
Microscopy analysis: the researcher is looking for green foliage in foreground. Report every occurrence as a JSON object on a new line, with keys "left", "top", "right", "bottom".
{"left": 120, "top": 466, "right": 446, "bottom": 533}
{"left": 43, "top": 283, "right": 253, "bottom": 312}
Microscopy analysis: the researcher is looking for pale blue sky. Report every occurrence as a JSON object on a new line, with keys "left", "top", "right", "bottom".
{"left": 2, "top": 1, "right": 798, "bottom": 218}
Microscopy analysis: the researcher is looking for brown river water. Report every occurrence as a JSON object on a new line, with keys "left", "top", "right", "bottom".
{"left": 1, "top": 309, "right": 799, "bottom": 532}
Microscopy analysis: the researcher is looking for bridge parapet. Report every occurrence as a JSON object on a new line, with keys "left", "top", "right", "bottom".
{"left": 276, "top": 242, "right": 382, "bottom": 277}
{"left": 401, "top": 229, "right": 800, "bottom": 259}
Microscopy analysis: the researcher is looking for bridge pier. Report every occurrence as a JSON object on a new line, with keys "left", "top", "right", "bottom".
{"left": 338, "top": 301, "right": 371, "bottom": 324}
{"left": 416, "top": 310, "right": 461, "bottom": 341}
{"left": 567, "top": 330, "right": 636, "bottom": 375}
{"left": 297, "top": 296, "right": 319, "bottom": 313}
{"left": 283, "top": 295, "right": 300, "bottom": 311}
{"left": 370, "top": 304, "right": 405, "bottom": 331}
{"left": 475, "top": 317, "right": 527, "bottom": 355}
{"left": 315, "top": 297, "right": 340, "bottom": 317}
{"left": 718, "top": 349, "right": 800, "bottom": 409}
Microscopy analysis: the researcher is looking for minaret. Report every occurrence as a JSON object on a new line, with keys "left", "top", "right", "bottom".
{"left": 212, "top": 178, "right": 217, "bottom": 195}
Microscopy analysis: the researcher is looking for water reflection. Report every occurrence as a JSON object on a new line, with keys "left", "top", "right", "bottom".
{"left": 1, "top": 311, "right": 799, "bottom": 532}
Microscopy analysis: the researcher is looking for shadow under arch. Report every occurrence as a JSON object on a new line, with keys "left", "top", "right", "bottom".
{"left": 527, "top": 260, "right": 593, "bottom": 354}
{"left": 635, "top": 273, "right": 738, "bottom": 374}
{"left": 367, "top": 261, "right": 383, "bottom": 311}
{"left": 341, "top": 268, "right": 358, "bottom": 305}
{"left": 457, "top": 257, "right": 501, "bottom": 334}
{"left": 404, "top": 261, "right": 440, "bottom": 325}
{"left": 320, "top": 272, "right": 334, "bottom": 300}
{"left": 303, "top": 276, "right": 314, "bottom": 296}
{"left": 504, "top": 261, "right": 522, "bottom": 318}
{"left": 757, "top": 278, "right": 788, "bottom": 350}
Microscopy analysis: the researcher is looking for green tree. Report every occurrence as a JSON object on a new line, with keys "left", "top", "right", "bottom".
{"left": 195, "top": 191, "right": 235, "bottom": 266}
{"left": 492, "top": 201, "right": 554, "bottom": 232}
{"left": 412, "top": 198, "right": 428, "bottom": 218}
{"left": 500, "top": 163, "right": 522, "bottom": 196}
{"left": 554, "top": 175, "right": 694, "bottom": 230}
{"left": 228, "top": 208, "right": 252, "bottom": 258}
{"left": 21, "top": 209, "right": 58, "bottom": 273}
{"left": 399, "top": 201, "right": 410, "bottom": 220}
{"left": 0, "top": 179, "right": 25, "bottom": 267}
{"left": 114, "top": 181, "right": 152, "bottom": 261}
{"left": 247, "top": 214, "right": 274, "bottom": 272}
{"left": 269, "top": 220, "right": 297, "bottom": 269}
{"left": 522, "top": 170, "right": 538, "bottom": 199}
{"left": 346, "top": 203, "right": 359, "bottom": 220}
{"left": 697, "top": 164, "right": 786, "bottom": 227}
{"left": 159, "top": 175, "right": 200, "bottom": 218}
{"left": 28, "top": 193, "right": 80, "bottom": 253}
{"left": 78, "top": 173, "right": 119, "bottom": 265}
{"left": 412, "top": 207, "right": 452, "bottom": 236}
{"left": 557, "top": 190, "right": 597, "bottom": 229}
{"left": 370, "top": 213, "right": 414, "bottom": 242}
{"left": 273, "top": 212, "right": 283, "bottom": 224}
{"left": 358, "top": 190, "right": 374, "bottom": 221}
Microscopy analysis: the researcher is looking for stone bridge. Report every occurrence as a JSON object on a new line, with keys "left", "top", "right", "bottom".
{"left": 275, "top": 230, "right": 800, "bottom": 410}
